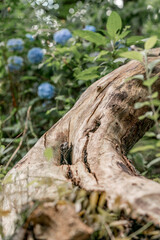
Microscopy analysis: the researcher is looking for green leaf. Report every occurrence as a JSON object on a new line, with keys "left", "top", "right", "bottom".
{"left": 0, "top": 145, "right": 5, "bottom": 155}
{"left": 123, "top": 73, "right": 144, "bottom": 82}
{"left": 145, "top": 36, "right": 157, "bottom": 50}
{"left": 133, "top": 74, "right": 144, "bottom": 80}
{"left": 46, "top": 107, "right": 57, "bottom": 115}
{"left": 120, "top": 51, "right": 143, "bottom": 62}
{"left": 133, "top": 153, "right": 145, "bottom": 172}
{"left": 77, "top": 74, "right": 99, "bottom": 81}
{"left": 55, "top": 95, "right": 66, "bottom": 101}
{"left": 138, "top": 111, "right": 153, "bottom": 120}
{"left": 118, "top": 30, "right": 130, "bottom": 39}
{"left": 74, "top": 30, "right": 107, "bottom": 46}
{"left": 20, "top": 76, "right": 37, "bottom": 81}
{"left": 143, "top": 76, "right": 158, "bottom": 87}
{"left": 55, "top": 45, "right": 81, "bottom": 59}
{"left": 126, "top": 36, "right": 144, "bottom": 45}
{"left": 44, "top": 147, "right": 53, "bottom": 161}
{"left": 145, "top": 132, "right": 156, "bottom": 137}
{"left": 130, "top": 145, "right": 155, "bottom": 153}
{"left": 134, "top": 101, "right": 150, "bottom": 109}
{"left": 147, "top": 158, "right": 160, "bottom": 168}
{"left": 113, "top": 58, "right": 126, "bottom": 64}
{"left": 94, "top": 50, "right": 109, "bottom": 61}
{"left": 156, "top": 140, "right": 160, "bottom": 147}
{"left": 106, "top": 11, "right": 122, "bottom": 38}
{"left": 151, "top": 91, "right": 158, "bottom": 98}
{"left": 151, "top": 99, "right": 160, "bottom": 106}
{"left": 148, "top": 59, "right": 160, "bottom": 72}
{"left": 76, "top": 66, "right": 99, "bottom": 81}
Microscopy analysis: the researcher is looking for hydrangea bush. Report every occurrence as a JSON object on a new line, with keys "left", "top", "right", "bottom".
{"left": 27, "top": 47, "right": 44, "bottom": 64}
{"left": 1, "top": 0, "right": 160, "bottom": 188}
{"left": 53, "top": 28, "right": 72, "bottom": 45}
{"left": 1, "top": 12, "right": 134, "bottom": 168}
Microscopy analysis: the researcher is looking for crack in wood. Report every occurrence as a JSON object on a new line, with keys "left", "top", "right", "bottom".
{"left": 66, "top": 165, "right": 73, "bottom": 179}
{"left": 83, "top": 120, "right": 101, "bottom": 184}
{"left": 96, "top": 74, "right": 119, "bottom": 96}
{"left": 115, "top": 143, "right": 138, "bottom": 176}
{"left": 66, "top": 166, "right": 81, "bottom": 186}
{"left": 87, "top": 95, "right": 105, "bottom": 123}
{"left": 44, "top": 132, "right": 47, "bottom": 148}
{"left": 121, "top": 155, "right": 139, "bottom": 176}
{"left": 84, "top": 142, "right": 90, "bottom": 173}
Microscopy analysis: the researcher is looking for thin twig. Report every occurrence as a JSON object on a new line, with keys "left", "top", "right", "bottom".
{"left": 4, "top": 106, "right": 32, "bottom": 170}
{"left": 4, "top": 132, "right": 23, "bottom": 150}
{"left": 105, "top": 223, "right": 115, "bottom": 240}
{"left": 129, "top": 221, "right": 153, "bottom": 238}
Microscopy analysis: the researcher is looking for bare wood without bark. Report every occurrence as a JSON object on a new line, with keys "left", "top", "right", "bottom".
{"left": 2, "top": 49, "right": 160, "bottom": 238}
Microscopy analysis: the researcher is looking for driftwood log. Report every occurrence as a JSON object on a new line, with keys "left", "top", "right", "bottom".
{"left": 1, "top": 48, "right": 160, "bottom": 239}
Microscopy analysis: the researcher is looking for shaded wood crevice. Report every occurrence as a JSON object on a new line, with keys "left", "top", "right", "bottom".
{"left": 44, "top": 132, "right": 47, "bottom": 148}
{"left": 121, "top": 118, "right": 154, "bottom": 154}
{"left": 60, "top": 142, "right": 72, "bottom": 165}
{"left": 83, "top": 133, "right": 99, "bottom": 184}
{"left": 66, "top": 165, "right": 73, "bottom": 180}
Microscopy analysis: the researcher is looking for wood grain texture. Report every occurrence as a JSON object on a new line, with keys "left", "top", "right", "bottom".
{"left": 2, "top": 48, "right": 160, "bottom": 238}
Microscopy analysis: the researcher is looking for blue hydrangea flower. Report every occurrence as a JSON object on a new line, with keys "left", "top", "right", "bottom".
{"left": 7, "top": 56, "right": 23, "bottom": 72}
{"left": 7, "top": 38, "right": 24, "bottom": 51}
{"left": 115, "top": 42, "right": 132, "bottom": 51}
{"left": 83, "top": 25, "right": 96, "bottom": 32}
{"left": 25, "top": 34, "right": 34, "bottom": 41}
{"left": 38, "top": 83, "right": 55, "bottom": 99}
{"left": 118, "top": 44, "right": 126, "bottom": 49}
{"left": 53, "top": 29, "right": 72, "bottom": 45}
{"left": 27, "top": 47, "right": 44, "bottom": 64}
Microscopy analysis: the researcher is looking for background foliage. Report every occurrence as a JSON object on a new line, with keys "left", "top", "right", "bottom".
{"left": 1, "top": 0, "right": 160, "bottom": 182}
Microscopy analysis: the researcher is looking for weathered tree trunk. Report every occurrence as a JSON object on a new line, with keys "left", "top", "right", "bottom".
{"left": 2, "top": 49, "right": 160, "bottom": 239}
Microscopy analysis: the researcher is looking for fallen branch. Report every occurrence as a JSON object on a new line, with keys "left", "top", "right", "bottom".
{"left": 2, "top": 49, "right": 160, "bottom": 238}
